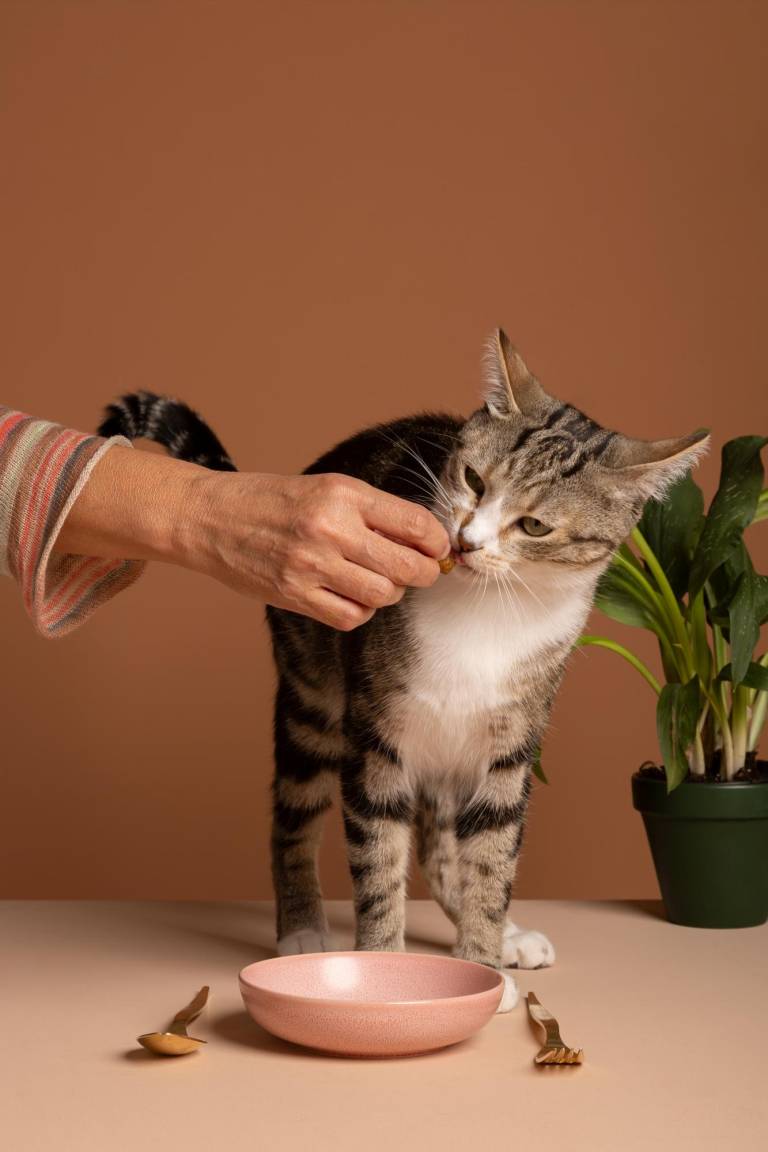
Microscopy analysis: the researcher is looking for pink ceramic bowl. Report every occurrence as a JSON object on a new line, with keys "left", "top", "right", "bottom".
{"left": 239, "top": 951, "right": 503, "bottom": 1058}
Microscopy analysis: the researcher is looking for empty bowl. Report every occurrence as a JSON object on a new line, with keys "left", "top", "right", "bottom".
{"left": 239, "top": 951, "right": 503, "bottom": 1057}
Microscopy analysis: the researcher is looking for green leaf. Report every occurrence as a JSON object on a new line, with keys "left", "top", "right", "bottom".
{"left": 689, "top": 436, "right": 767, "bottom": 601}
{"left": 659, "top": 639, "right": 683, "bottom": 685}
{"left": 754, "top": 489, "right": 768, "bottom": 524}
{"left": 656, "top": 677, "right": 700, "bottom": 791}
{"left": 756, "top": 573, "right": 768, "bottom": 626}
{"left": 578, "top": 635, "right": 662, "bottom": 694}
{"left": 717, "top": 661, "right": 768, "bottom": 692}
{"left": 727, "top": 547, "right": 761, "bottom": 684}
{"left": 702, "top": 572, "right": 768, "bottom": 635}
{"left": 656, "top": 686, "right": 683, "bottom": 790}
{"left": 676, "top": 676, "right": 701, "bottom": 771}
{"left": 594, "top": 565, "right": 653, "bottom": 628}
{"left": 689, "top": 590, "right": 712, "bottom": 685}
{"left": 531, "top": 747, "right": 548, "bottom": 784}
{"left": 709, "top": 543, "right": 764, "bottom": 683}
{"left": 639, "top": 473, "right": 704, "bottom": 599}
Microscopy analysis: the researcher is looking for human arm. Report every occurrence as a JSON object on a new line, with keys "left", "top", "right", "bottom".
{"left": 53, "top": 442, "right": 451, "bottom": 630}
{"left": 0, "top": 406, "right": 144, "bottom": 636}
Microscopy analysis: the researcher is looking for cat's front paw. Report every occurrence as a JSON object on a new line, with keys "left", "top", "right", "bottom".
{"left": 496, "top": 970, "right": 519, "bottom": 1013}
{"left": 502, "top": 922, "right": 555, "bottom": 969}
{"left": 276, "top": 929, "right": 336, "bottom": 956}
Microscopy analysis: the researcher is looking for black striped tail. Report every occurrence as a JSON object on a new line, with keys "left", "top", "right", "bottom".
{"left": 98, "top": 391, "right": 237, "bottom": 471}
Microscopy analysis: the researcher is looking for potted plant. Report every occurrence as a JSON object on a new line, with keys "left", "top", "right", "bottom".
{"left": 580, "top": 435, "right": 768, "bottom": 928}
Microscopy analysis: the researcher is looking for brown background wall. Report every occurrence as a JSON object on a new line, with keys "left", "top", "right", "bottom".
{"left": 1, "top": 0, "right": 766, "bottom": 900}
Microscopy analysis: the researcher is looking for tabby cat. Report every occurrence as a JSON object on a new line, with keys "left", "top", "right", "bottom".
{"left": 99, "top": 330, "right": 707, "bottom": 1011}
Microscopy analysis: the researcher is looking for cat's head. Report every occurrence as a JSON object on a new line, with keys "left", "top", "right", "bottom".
{"left": 443, "top": 329, "right": 708, "bottom": 577}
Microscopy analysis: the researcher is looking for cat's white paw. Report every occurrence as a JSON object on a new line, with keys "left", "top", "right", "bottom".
{"left": 496, "top": 970, "right": 519, "bottom": 1013}
{"left": 502, "top": 921, "right": 555, "bottom": 969}
{"left": 277, "top": 929, "right": 335, "bottom": 956}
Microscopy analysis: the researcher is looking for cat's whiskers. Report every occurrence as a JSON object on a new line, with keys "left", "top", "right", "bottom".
{"left": 506, "top": 564, "right": 550, "bottom": 617}
{"left": 498, "top": 569, "right": 528, "bottom": 623}
{"left": 498, "top": 571, "right": 522, "bottom": 622}
{"left": 390, "top": 462, "right": 453, "bottom": 515}
{"left": 477, "top": 566, "right": 491, "bottom": 611}
{"left": 491, "top": 569, "right": 514, "bottom": 619}
{"left": 465, "top": 560, "right": 487, "bottom": 613}
{"left": 489, "top": 563, "right": 514, "bottom": 611}
{"left": 467, "top": 557, "right": 522, "bottom": 621}
{"left": 378, "top": 429, "right": 454, "bottom": 511}
{"left": 407, "top": 430, "right": 462, "bottom": 453}
{"left": 504, "top": 567, "right": 542, "bottom": 630}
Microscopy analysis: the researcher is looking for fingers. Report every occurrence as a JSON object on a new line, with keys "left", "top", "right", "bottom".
{"left": 343, "top": 527, "right": 442, "bottom": 590}
{"left": 324, "top": 556, "right": 406, "bottom": 609}
{"left": 363, "top": 490, "right": 451, "bottom": 561}
{"left": 268, "top": 541, "right": 405, "bottom": 630}
{"left": 296, "top": 587, "right": 376, "bottom": 632}
{"left": 251, "top": 473, "right": 454, "bottom": 630}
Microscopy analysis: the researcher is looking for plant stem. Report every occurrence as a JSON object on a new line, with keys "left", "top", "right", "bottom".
{"left": 710, "top": 620, "right": 727, "bottom": 676}
{"left": 617, "top": 540, "right": 643, "bottom": 568}
{"left": 577, "top": 636, "right": 662, "bottom": 694}
{"left": 690, "top": 702, "right": 710, "bottom": 777}
{"left": 612, "top": 552, "right": 665, "bottom": 614}
{"left": 748, "top": 692, "right": 767, "bottom": 753}
{"left": 631, "top": 527, "right": 695, "bottom": 679}
{"left": 704, "top": 582, "right": 735, "bottom": 778}
{"left": 690, "top": 734, "right": 706, "bottom": 776}
{"left": 747, "top": 653, "right": 768, "bottom": 753}
{"left": 719, "top": 708, "right": 736, "bottom": 780}
{"left": 704, "top": 669, "right": 735, "bottom": 779}
{"left": 732, "top": 685, "right": 749, "bottom": 773}
{"left": 752, "top": 489, "right": 768, "bottom": 524}
{"left": 607, "top": 562, "right": 683, "bottom": 676}
{"left": 612, "top": 552, "right": 688, "bottom": 681}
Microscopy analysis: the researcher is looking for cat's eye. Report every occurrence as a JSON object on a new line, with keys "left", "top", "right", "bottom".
{"left": 519, "top": 516, "right": 552, "bottom": 537}
{"left": 464, "top": 465, "right": 485, "bottom": 497}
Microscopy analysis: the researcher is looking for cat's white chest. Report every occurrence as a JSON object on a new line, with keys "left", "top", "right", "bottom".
{"left": 409, "top": 569, "right": 584, "bottom": 707}
{"left": 396, "top": 567, "right": 591, "bottom": 780}
{"left": 410, "top": 579, "right": 519, "bottom": 712}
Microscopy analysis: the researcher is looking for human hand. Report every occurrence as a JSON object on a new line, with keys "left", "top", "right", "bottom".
{"left": 187, "top": 469, "right": 451, "bottom": 630}
{"left": 54, "top": 447, "right": 451, "bottom": 631}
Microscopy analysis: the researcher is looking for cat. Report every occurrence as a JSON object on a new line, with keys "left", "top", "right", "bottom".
{"left": 99, "top": 329, "right": 708, "bottom": 1011}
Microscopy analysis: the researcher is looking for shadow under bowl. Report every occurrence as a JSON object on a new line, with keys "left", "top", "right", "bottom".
{"left": 239, "top": 951, "right": 503, "bottom": 1058}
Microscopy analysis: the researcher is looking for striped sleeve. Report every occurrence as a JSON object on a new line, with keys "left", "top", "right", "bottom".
{"left": 0, "top": 407, "right": 146, "bottom": 638}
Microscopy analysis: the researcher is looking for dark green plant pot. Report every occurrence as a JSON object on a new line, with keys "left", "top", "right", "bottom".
{"left": 632, "top": 766, "right": 768, "bottom": 928}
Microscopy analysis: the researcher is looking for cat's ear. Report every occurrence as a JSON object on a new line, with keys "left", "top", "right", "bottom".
{"left": 482, "top": 329, "right": 548, "bottom": 419}
{"left": 601, "top": 429, "right": 710, "bottom": 500}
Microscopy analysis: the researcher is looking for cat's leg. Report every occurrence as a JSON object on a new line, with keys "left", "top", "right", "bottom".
{"left": 483, "top": 771, "right": 554, "bottom": 969}
{"left": 272, "top": 767, "right": 337, "bottom": 954}
{"left": 415, "top": 792, "right": 461, "bottom": 926}
{"left": 271, "top": 678, "right": 343, "bottom": 955}
{"left": 341, "top": 742, "right": 414, "bottom": 952}
{"left": 453, "top": 767, "right": 532, "bottom": 1011}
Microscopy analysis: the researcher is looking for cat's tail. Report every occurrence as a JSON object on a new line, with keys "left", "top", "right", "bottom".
{"left": 97, "top": 391, "right": 238, "bottom": 471}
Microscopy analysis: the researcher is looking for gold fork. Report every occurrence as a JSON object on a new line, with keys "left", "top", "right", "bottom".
{"left": 526, "top": 992, "right": 584, "bottom": 1066}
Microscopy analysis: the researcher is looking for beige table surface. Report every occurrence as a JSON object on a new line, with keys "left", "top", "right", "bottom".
{"left": 2, "top": 899, "right": 766, "bottom": 1152}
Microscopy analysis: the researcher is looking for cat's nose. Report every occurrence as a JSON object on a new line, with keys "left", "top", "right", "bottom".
{"left": 457, "top": 529, "right": 482, "bottom": 553}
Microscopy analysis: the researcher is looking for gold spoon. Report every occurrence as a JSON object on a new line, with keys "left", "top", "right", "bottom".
{"left": 137, "top": 986, "right": 210, "bottom": 1056}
